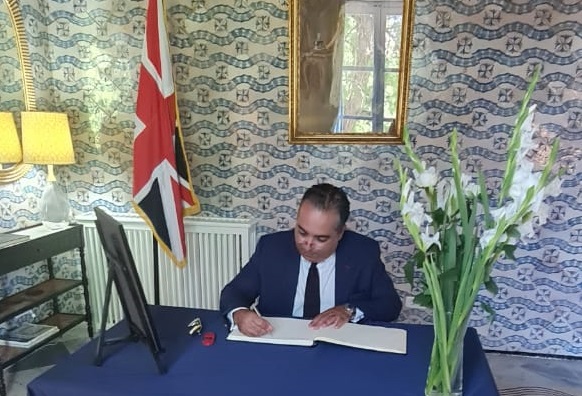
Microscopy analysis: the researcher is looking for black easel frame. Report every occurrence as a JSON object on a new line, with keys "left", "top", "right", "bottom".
{"left": 93, "top": 208, "right": 165, "bottom": 374}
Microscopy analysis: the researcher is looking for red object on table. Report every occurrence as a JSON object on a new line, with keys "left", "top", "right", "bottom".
{"left": 202, "top": 332, "right": 215, "bottom": 346}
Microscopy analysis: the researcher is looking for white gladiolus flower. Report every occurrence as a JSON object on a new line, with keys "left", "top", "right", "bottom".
{"left": 480, "top": 228, "right": 497, "bottom": 250}
{"left": 403, "top": 199, "right": 430, "bottom": 228}
{"left": 529, "top": 188, "right": 544, "bottom": 213}
{"left": 517, "top": 132, "right": 535, "bottom": 161}
{"left": 534, "top": 202, "right": 551, "bottom": 226}
{"left": 490, "top": 201, "right": 518, "bottom": 222}
{"left": 522, "top": 105, "right": 536, "bottom": 128}
{"left": 509, "top": 161, "right": 541, "bottom": 205}
{"left": 516, "top": 105, "right": 538, "bottom": 160}
{"left": 402, "top": 179, "right": 413, "bottom": 203}
{"left": 489, "top": 206, "right": 505, "bottom": 222}
{"left": 413, "top": 165, "right": 438, "bottom": 188}
{"left": 420, "top": 227, "right": 441, "bottom": 251}
{"left": 436, "top": 179, "right": 452, "bottom": 212}
{"left": 517, "top": 219, "right": 536, "bottom": 239}
{"left": 506, "top": 201, "right": 519, "bottom": 219}
{"left": 545, "top": 177, "right": 562, "bottom": 197}
{"left": 507, "top": 235, "right": 519, "bottom": 245}
{"left": 461, "top": 174, "right": 480, "bottom": 197}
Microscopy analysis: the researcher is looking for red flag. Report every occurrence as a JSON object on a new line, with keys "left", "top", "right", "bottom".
{"left": 132, "top": 0, "right": 200, "bottom": 268}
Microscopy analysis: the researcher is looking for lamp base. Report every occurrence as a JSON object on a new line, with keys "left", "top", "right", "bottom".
{"left": 40, "top": 181, "right": 71, "bottom": 229}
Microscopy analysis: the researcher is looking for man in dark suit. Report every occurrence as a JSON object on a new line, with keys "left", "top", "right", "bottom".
{"left": 220, "top": 183, "right": 402, "bottom": 337}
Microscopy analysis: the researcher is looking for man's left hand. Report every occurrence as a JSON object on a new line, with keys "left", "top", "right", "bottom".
{"left": 308, "top": 305, "right": 351, "bottom": 329}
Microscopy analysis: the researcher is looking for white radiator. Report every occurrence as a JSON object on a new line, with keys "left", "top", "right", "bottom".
{"left": 77, "top": 213, "right": 257, "bottom": 330}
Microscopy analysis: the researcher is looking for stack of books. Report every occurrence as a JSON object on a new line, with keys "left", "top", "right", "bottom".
{"left": 0, "top": 232, "right": 30, "bottom": 249}
{"left": 0, "top": 322, "right": 59, "bottom": 348}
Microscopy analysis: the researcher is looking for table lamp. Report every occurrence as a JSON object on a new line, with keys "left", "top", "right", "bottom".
{"left": 0, "top": 112, "right": 23, "bottom": 163}
{"left": 22, "top": 112, "right": 75, "bottom": 229}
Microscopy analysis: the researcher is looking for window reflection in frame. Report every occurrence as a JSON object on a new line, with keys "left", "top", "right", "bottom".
{"left": 288, "top": 0, "right": 415, "bottom": 144}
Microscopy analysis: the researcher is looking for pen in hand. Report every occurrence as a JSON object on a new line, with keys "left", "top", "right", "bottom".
{"left": 249, "top": 305, "right": 272, "bottom": 335}
{"left": 251, "top": 305, "right": 261, "bottom": 317}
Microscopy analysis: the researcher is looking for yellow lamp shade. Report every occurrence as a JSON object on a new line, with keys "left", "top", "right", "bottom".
{"left": 22, "top": 112, "right": 75, "bottom": 165}
{"left": 0, "top": 112, "right": 23, "bottom": 163}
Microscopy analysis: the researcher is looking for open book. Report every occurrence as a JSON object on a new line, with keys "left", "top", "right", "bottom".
{"left": 226, "top": 317, "right": 407, "bottom": 354}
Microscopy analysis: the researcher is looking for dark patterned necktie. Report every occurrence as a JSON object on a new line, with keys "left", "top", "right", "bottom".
{"left": 303, "top": 262, "right": 320, "bottom": 319}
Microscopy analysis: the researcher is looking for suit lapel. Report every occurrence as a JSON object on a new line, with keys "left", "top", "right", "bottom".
{"left": 334, "top": 240, "right": 354, "bottom": 305}
{"left": 278, "top": 232, "right": 301, "bottom": 313}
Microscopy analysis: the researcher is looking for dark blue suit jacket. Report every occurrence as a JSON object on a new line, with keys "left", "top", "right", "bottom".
{"left": 220, "top": 230, "right": 402, "bottom": 322}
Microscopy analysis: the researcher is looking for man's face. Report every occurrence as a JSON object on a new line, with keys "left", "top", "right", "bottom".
{"left": 294, "top": 200, "right": 345, "bottom": 263}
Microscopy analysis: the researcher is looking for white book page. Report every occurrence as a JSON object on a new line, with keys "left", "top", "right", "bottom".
{"left": 227, "top": 317, "right": 407, "bottom": 354}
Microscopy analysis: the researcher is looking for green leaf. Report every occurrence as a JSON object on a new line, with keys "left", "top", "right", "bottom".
{"left": 432, "top": 208, "right": 445, "bottom": 226}
{"left": 414, "top": 293, "right": 433, "bottom": 309}
{"left": 402, "top": 127, "right": 424, "bottom": 173}
{"left": 478, "top": 171, "right": 493, "bottom": 228}
{"left": 484, "top": 278, "right": 498, "bottom": 295}
{"left": 502, "top": 244, "right": 517, "bottom": 261}
{"left": 539, "top": 139, "right": 560, "bottom": 188}
{"left": 480, "top": 302, "right": 496, "bottom": 324}
{"left": 394, "top": 158, "right": 407, "bottom": 194}
{"left": 506, "top": 225, "right": 520, "bottom": 240}
{"left": 439, "top": 267, "right": 460, "bottom": 283}
{"left": 440, "top": 224, "right": 459, "bottom": 312}
{"left": 442, "top": 226, "right": 458, "bottom": 271}
{"left": 404, "top": 250, "right": 425, "bottom": 286}
{"left": 404, "top": 258, "right": 415, "bottom": 286}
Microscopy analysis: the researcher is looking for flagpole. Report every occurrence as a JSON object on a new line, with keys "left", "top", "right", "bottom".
{"left": 150, "top": 0, "right": 166, "bottom": 307}
{"left": 153, "top": 236, "right": 160, "bottom": 305}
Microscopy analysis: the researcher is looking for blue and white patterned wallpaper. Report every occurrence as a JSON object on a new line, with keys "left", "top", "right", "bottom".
{"left": 0, "top": 0, "right": 580, "bottom": 357}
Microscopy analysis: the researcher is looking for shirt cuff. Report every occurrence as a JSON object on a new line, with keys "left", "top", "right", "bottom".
{"left": 227, "top": 307, "right": 249, "bottom": 330}
{"left": 351, "top": 307, "right": 364, "bottom": 323}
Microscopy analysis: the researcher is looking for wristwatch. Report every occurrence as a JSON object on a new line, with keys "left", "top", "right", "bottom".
{"left": 344, "top": 304, "right": 356, "bottom": 321}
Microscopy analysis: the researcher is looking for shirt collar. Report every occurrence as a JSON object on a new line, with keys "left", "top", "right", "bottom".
{"left": 300, "top": 253, "right": 336, "bottom": 269}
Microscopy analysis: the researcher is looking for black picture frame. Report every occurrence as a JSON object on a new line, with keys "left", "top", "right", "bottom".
{"left": 93, "top": 207, "right": 165, "bottom": 373}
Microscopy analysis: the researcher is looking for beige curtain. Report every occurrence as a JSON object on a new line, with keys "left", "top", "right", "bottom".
{"left": 298, "top": 0, "right": 345, "bottom": 132}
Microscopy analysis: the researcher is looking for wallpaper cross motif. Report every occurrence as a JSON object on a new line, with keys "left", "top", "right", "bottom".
{"left": 0, "top": 0, "right": 580, "bottom": 357}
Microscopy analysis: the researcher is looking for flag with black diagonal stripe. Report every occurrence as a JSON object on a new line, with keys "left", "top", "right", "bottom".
{"left": 132, "top": 0, "right": 200, "bottom": 268}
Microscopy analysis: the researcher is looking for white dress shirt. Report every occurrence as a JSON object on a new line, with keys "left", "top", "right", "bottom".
{"left": 292, "top": 254, "right": 336, "bottom": 317}
{"left": 228, "top": 253, "right": 363, "bottom": 325}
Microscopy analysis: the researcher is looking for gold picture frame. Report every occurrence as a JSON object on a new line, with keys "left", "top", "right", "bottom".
{"left": 288, "top": 0, "right": 415, "bottom": 144}
{"left": 0, "top": 0, "right": 36, "bottom": 183}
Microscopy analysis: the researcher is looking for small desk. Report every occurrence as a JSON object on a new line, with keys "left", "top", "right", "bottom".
{"left": 0, "top": 224, "right": 93, "bottom": 396}
{"left": 28, "top": 306, "right": 498, "bottom": 396}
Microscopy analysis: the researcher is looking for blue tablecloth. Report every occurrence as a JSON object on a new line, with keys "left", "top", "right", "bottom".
{"left": 28, "top": 305, "right": 498, "bottom": 396}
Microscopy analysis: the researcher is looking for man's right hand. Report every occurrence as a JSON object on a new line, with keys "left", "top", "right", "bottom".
{"left": 233, "top": 309, "right": 273, "bottom": 337}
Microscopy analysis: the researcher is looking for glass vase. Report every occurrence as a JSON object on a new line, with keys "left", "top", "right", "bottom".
{"left": 425, "top": 313, "right": 468, "bottom": 396}
{"left": 40, "top": 181, "right": 71, "bottom": 229}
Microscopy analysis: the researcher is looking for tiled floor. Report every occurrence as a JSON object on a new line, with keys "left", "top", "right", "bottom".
{"left": 489, "top": 352, "right": 582, "bottom": 396}
{"left": 3, "top": 323, "right": 582, "bottom": 396}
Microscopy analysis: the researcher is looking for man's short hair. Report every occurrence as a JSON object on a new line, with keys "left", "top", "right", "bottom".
{"left": 300, "top": 183, "right": 350, "bottom": 228}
